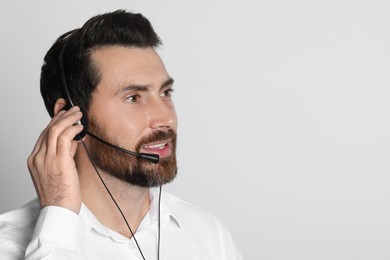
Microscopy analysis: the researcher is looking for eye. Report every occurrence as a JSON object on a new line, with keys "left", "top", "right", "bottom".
{"left": 161, "top": 88, "right": 174, "bottom": 98}
{"left": 125, "top": 94, "right": 140, "bottom": 103}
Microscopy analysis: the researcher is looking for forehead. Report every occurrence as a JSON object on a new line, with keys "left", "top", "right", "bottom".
{"left": 90, "top": 46, "right": 169, "bottom": 92}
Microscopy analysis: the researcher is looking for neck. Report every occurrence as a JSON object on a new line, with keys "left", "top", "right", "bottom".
{"left": 76, "top": 146, "right": 151, "bottom": 238}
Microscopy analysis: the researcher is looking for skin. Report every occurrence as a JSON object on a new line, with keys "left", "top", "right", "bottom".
{"left": 27, "top": 46, "right": 178, "bottom": 237}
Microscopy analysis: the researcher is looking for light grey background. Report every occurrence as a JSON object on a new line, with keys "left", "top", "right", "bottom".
{"left": 1, "top": 1, "right": 389, "bottom": 259}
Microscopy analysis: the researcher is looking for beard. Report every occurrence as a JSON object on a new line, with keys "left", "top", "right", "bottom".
{"left": 87, "top": 118, "right": 177, "bottom": 187}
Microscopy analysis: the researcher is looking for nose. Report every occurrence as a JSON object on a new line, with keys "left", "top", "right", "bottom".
{"left": 147, "top": 98, "right": 177, "bottom": 131}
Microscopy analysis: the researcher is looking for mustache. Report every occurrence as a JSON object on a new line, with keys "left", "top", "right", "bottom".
{"left": 136, "top": 129, "right": 177, "bottom": 151}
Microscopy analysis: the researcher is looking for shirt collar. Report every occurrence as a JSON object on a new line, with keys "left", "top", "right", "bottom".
{"left": 147, "top": 187, "right": 181, "bottom": 228}
{"left": 79, "top": 187, "right": 181, "bottom": 242}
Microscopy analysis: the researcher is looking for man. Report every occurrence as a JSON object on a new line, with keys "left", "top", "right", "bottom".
{"left": 0, "top": 10, "right": 242, "bottom": 260}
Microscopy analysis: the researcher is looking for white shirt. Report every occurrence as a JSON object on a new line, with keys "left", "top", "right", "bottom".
{"left": 0, "top": 188, "right": 243, "bottom": 260}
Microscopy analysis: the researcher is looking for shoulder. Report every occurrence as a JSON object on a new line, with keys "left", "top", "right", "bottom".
{"left": 0, "top": 199, "right": 40, "bottom": 257}
{"left": 163, "top": 192, "right": 219, "bottom": 226}
{"left": 162, "top": 192, "right": 243, "bottom": 259}
{"left": 163, "top": 192, "right": 230, "bottom": 240}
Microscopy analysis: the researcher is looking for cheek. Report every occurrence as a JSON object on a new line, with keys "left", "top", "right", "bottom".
{"left": 117, "top": 113, "right": 151, "bottom": 143}
{"left": 122, "top": 116, "right": 147, "bottom": 133}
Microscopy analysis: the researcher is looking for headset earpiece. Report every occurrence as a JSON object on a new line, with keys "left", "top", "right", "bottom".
{"left": 75, "top": 107, "right": 89, "bottom": 140}
{"left": 60, "top": 102, "right": 89, "bottom": 141}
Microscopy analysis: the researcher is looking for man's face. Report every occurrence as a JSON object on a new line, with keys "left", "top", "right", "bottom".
{"left": 86, "top": 46, "right": 178, "bottom": 187}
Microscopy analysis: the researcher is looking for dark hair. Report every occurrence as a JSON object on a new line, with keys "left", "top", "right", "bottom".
{"left": 40, "top": 10, "right": 162, "bottom": 117}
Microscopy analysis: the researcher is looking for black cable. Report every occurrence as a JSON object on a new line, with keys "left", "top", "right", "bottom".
{"left": 157, "top": 185, "right": 162, "bottom": 260}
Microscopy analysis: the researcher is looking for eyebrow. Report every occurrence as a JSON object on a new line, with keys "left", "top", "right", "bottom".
{"left": 161, "top": 77, "right": 175, "bottom": 89}
{"left": 116, "top": 77, "right": 175, "bottom": 95}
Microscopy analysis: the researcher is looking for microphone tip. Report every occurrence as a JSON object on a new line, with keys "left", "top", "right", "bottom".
{"left": 140, "top": 153, "right": 160, "bottom": 164}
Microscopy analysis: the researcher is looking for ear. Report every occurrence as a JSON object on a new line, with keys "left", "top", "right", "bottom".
{"left": 53, "top": 98, "right": 68, "bottom": 116}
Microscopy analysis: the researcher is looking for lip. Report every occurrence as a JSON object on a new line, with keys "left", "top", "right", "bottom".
{"left": 140, "top": 139, "right": 172, "bottom": 158}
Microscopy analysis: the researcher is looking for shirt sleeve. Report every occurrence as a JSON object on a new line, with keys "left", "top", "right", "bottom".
{"left": 25, "top": 206, "right": 84, "bottom": 260}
